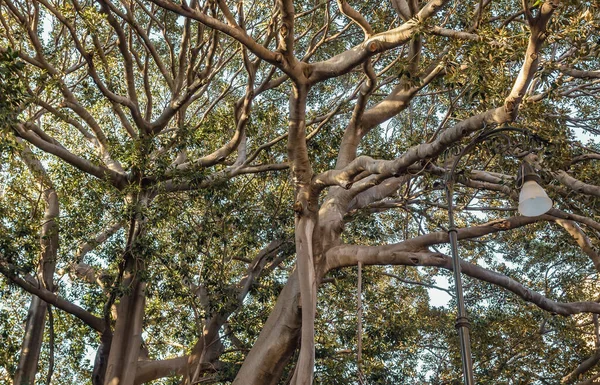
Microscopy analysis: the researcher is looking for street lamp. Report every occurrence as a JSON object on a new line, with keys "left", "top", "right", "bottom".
{"left": 517, "top": 162, "right": 553, "bottom": 217}
{"left": 444, "top": 126, "right": 552, "bottom": 385}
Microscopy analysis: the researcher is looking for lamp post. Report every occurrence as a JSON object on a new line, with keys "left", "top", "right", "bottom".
{"left": 443, "top": 126, "right": 552, "bottom": 385}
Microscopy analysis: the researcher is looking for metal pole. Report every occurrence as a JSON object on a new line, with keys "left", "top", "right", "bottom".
{"left": 446, "top": 181, "right": 475, "bottom": 385}
{"left": 439, "top": 125, "right": 544, "bottom": 384}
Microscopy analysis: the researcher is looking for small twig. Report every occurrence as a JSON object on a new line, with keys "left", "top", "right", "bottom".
{"left": 380, "top": 271, "right": 454, "bottom": 295}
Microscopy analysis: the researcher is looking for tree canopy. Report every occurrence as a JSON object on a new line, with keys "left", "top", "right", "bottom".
{"left": 1, "top": 0, "right": 600, "bottom": 384}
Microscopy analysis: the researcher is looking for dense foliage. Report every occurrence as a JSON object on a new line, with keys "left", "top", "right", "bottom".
{"left": 1, "top": 0, "right": 599, "bottom": 384}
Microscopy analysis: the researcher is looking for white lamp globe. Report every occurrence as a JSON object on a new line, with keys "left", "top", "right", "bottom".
{"left": 518, "top": 180, "right": 553, "bottom": 216}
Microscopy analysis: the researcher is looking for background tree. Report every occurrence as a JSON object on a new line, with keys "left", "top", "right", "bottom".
{"left": 1, "top": 0, "right": 600, "bottom": 384}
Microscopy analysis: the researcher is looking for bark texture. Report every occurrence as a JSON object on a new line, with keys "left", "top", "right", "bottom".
{"left": 14, "top": 146, "right": 59, "bottom": 385}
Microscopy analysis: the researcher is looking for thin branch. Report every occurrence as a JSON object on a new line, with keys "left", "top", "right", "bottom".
{"left": 380, "top": 271, "right": 454, "bottom": 294}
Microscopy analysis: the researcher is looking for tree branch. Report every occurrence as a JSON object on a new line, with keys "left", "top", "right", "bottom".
{"left": 0, "top": 261, "right": 105, "bottom": 333}
{"left": 307, "top": 0, "right": 450, "bottom": 83}
{"left": 326, "top": 247, "right": 600, "bottom": 316}
{"left": 554, "top": 219, "right": 600, "bottom": 272}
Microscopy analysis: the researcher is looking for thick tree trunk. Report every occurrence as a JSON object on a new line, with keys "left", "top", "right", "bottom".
{"left": 285, "top": 81, "right": 320, "bottom": 385}
{"left": 232, "top": 271, "right": 301, "bottom": 385}
{"left": 14, "top": 188, "right": 58, "bottom": 385}
{"left": 233, "top": 79, "right": 323, "bottom": 385}
{"left": 104, "top": 277, "right": 146, "bottom": 385}
{"left": 14, "top": 296, "right": 49, "bottom": 385}
{"left": 103, "top": 195, "right": 149, "bottom": 385}
{"left": 93, "top": 332, "right": 112, "bottom": 385}
{"left": 290, "top": 216, "right": 317, "bottom": 385}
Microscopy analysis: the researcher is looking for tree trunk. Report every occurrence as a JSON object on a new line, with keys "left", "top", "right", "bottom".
{"left": 232, "top": 271, "right": 301, "bottom": 385}
{"left": 14, "top": 296, "right": 49, "bottom": 385}
{"left": 290, "top": 216, "right": 317, "bottom": 385}
{"left": 14, "top": 188, "right": 58, "bottom": 385}
{"left": 103, "top": 196, "right": 148, "bottom": 385}
{"left": 285, "top": 81, "right": 320, "bottom": 385}
{"left": 104, "top": 277, "right": 146, "bottom": 385}
{"left": 93, "top": 331, "right": 113, "bottom": 385}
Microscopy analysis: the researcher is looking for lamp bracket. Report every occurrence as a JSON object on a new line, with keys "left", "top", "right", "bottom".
{"left": 516, "top": 161, "right": 542, "bottom": 188}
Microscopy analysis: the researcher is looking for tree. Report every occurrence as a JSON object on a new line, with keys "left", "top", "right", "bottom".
{"left": 1, "top": 0, "right": 600, "bottom": 384}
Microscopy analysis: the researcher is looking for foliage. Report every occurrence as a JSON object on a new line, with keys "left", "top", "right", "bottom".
{"left": 0, "top": 47, "right": 28, "bottom": 125}
{"left": 0, "top": 0, "right": 599, "bottom": 385}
